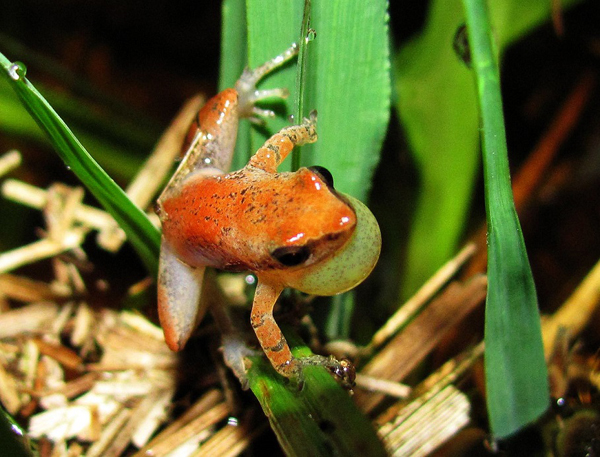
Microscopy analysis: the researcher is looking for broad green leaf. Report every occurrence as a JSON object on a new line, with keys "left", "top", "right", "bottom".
{"left": 462, "top": 0, "right": 549, "bottom": 439}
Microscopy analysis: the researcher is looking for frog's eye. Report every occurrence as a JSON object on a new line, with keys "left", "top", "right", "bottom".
{"left": 271, "top": 245, "right": 311, "bottom": 267}
{"left": 308, "top": 166, "right": 335, "bottom": 188}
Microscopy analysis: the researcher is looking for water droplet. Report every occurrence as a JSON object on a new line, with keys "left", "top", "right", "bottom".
{"left": 245, "top": 274, "right": 256, "bottom": 285}
{"left": 66, "top": 165, "right": 72, "bottom": 171}
{"left": 453, "top": 25, "right": 471, "bottom": 68}
{"left": 227, "top": 416, "right": 239, "bottom": 426}
{"left": 11, "top": 423, "right": 24, "bottom": 436}
{"left": 8, "top": 61, "right": 27, "bottom": 81}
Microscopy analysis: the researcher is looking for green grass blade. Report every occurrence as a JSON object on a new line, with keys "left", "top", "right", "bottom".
{"left": 220, "top": 0, "right": 250, "bottom": 172}
{"left": 304, "top": 0, "right": 390, "bottom": 201}
{"left": 246, "top": 0, "right": 303, "bottom": 172}
{"left": 0, "top": 408, "right": 32, "bottom": 457}
{"left": 0, "top": 53, "right": 161, "bottom": 274}
{"left": 395, "top": 0, "right": 583, "bottom": 300}
{"left": 248, "top": 331, "right": 386, "bottom": 457}
{"left": 462, "top": 0, "right": 549, "bottom": 439}
{"left": 245, "top": 0, "right": 390, "bottom": 201}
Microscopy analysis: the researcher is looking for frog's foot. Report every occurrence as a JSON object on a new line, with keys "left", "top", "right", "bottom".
{"left": 235, "top": 43, "right": 299, "bottom": 122}
{"left": 295, "top": 355, "right": 356, "bottom": 390}
{"left": 221, "top": 333, "right": 262, "bottom": 390}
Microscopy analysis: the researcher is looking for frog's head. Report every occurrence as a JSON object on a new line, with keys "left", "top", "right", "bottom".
{"left": 263, "top": 166, "right": 381, "bottom": 296}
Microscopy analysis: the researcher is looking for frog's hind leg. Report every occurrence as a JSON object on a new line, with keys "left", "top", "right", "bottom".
{"left": 158, "top": 237, "right": 208, "bottom": 351}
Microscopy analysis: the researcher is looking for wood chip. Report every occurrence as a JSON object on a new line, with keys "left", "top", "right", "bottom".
{"left": 0, "top": 274, "right": 70, "bottom": 302}
{"left": 0, "top": 230, "right": 86, "bottom": 275}
{"left": 543, "top": 258, "right": 600, "bottom": 356}
{"left": 137, "top": 402, "right": 229, "bottom": 456}
{"left": 0, "top": 356, "right": 22, "bottom": 413}
{"left": 33, "top": 338, "right": 83, "bottom": 371}
{"left": 379, "top": 385, "right": 471, "bottom": 457}
{"left": 367, "top": 243, "right": 477, "bottom": 353}
{"left": 134, "top": 389, "right": 223, "bottom": 457}
{"left": 28, "top": 405, "right": 99, "bottom": 442}
{"left": 0, "top": 302, "right": 59, "bottom": 339}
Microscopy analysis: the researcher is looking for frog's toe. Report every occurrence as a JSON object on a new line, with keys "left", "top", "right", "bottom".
{"left": 238, "top": 88, "right": 290, "bottom": 122}
{"left": 296, "top": 355, "right": 356, "bottom": 389}
{"left": 221, "top": 333, "right": 261, "bottom": 389}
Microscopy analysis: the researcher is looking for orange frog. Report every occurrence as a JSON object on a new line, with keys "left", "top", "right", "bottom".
{"left": 156, "top": 44, "right": 381, "bottom": 383}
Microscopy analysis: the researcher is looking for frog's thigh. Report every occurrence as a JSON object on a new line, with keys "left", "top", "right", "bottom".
{"left": 158, "top": 238, "right": 207, "bottom": 351}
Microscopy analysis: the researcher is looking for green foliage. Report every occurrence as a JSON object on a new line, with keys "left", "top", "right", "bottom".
{"left": 248, "top": 332, "right": 386, "bottom": 457}
{"left": 0, "top": 408, "right": 32, "bottom": 457}
{"left": 395, "top": 0, "right": 582, "bottom": 300}
{"left": 462, "top": 0, "right": 549, "bottom": 439}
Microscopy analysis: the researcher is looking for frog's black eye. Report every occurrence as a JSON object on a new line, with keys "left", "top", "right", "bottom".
{"left": 308, "top": 166, "right": 334, "bottom": 189}
{"left": 271, "top": 245, "right": 311, "bottom": 267}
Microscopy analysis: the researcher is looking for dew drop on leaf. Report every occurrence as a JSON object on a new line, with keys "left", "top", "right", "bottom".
{"left": 8, "top": 62, "right": 27, "bottom": 81}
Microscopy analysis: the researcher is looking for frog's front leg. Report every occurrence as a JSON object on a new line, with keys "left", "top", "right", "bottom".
{"left": 251, "top": 277, "right": 355, "bottom": 382}
{"left": 248, "top": 111, "right": 317, "bottom": 173}
{"left": 250, "top": 280, "right": 299, "bottom": 377}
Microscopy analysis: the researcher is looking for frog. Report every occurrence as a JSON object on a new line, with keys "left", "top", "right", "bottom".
{"left": 156, "top": 43, "right": 381, "bottom": 383}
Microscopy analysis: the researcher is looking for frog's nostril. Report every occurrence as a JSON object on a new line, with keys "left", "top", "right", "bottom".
{"left": 271, "top": 245, "right": 311, "bottom": 267}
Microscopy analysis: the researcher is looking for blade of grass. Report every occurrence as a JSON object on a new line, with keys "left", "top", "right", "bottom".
{"left": 0, "top": 407, "right": 32, "bottom": 457}
{"left": 245, "top": 0, "right": 389, "bottom": 341}
{"left": 291, "top": 0, "right": 312, "bottom": 172}
{"left": 220, "top": 0, "right": 249, "bottom": 172}
{"left": 246, "top": 0, "right": 302, "bottom": 171}
{"left": 0, "top": 54, "right": 161, "bottom": 274}
{"left": 247, "top": 330, "right": 386, "bottom": 457}
{"left": 246, "top": 0, "right": 390, "bottom": 201}
{"left": 304, "top": 0, "right": 390, "bottom": 201}
{"left": 461, "top": 0, "right": 549, "bottom": 439}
